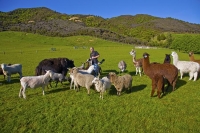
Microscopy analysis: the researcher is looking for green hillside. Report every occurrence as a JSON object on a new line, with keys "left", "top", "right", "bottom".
{"left": 0, "top": 7, "right": 200, "bottom": 51}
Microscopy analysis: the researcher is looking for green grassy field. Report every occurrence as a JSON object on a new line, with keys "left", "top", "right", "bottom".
{"left": 0, "top": 31, "right": 200, "bottom": 133}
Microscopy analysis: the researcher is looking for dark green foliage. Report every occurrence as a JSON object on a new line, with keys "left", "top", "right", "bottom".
{"left": 157, "top": 34, "right": 166, "bottom": 41}
{"left": 170, "top": 34, "right": 200, "bottom": 53}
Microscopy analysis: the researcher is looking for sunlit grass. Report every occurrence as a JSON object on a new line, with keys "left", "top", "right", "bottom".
{"left": 0, "top": 31, "right": 200, "bottom": 132}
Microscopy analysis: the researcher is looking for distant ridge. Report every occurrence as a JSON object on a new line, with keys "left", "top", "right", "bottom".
{"left": 0, "top": 7, "right": 200, "bottom": 47}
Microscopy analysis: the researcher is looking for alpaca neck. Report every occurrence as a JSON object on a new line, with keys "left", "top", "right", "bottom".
{"left": 172, "top": 56, "right": 179, "bottom": 66}
{"left": 132, "top": 56, "right": 137, "bottom": 63}
{"left": 189, "top": 55, "right": 195, "bottom": 61}
{"left": 143, "top": 57, "right": 150, "bottom": 72}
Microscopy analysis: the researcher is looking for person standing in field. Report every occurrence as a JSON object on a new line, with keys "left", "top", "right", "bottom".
{"left": 89, "top": 47, "right": 100, "bottom": 77}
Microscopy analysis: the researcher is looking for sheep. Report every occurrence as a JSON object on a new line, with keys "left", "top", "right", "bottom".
{"left": 92, "top": 76, "right": 111, "bottom": 99}
{"left": 118, "top": 60, "right": 127, "bottom": 73}
{"left": 171, "top": 51, "right": 200, "bottom": 81}
{"left": 19, "top": 70, "right": 53, "bottom": 99}
{"left": 107, "top": 72, "right": 132, "bottom": 96}
{"left": 68, "top": 66, "right": 95, "bottom": 90}
{"left": 68, "top": 67, "right": 95, "bottom": 95}
{"left": 48, "top": 70, "right": 68, "bottom": 87}
{"left": 0, "top": 63, "right": 11, "bottom": 79}
{"left": 142, "top": 52, "right": 178, "bottom": 98}
{"left": 129, "top": 49, "right": 143, "bottom": 76}
{"left": 163, "top": 54, "right": 171, "bottom": 64}
{"left": 1, "top": 63, "right": 22, "bottom": 82}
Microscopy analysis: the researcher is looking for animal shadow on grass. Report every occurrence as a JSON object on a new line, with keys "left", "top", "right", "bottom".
{"left": 47, "top": 87, "right": 69, "bottom": 94}
{"left": 1, "top": 78, "right": 20, "bottom": 84}
{"left": 129, "top": 71, "right": 144, "bottom": 77}
{"left": 131, "top": 84, "right": 147, "bottom": 92}
{"left": 101, "top": 70, "right": 118, "bottom": 77}
{"left": 108, "top": 84, "right": 146, "bottom": 96}
{"left": 162, "top": 78, "right": 187, "bottom": 97}
{"left": 108, "top": 86, "right": 118, "bottom": 95}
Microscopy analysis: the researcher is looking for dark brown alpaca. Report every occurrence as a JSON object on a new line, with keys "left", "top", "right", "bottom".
{"left": 163, "top": 54, "right": 171, "bottom": 64}
{"left": 143, "top": 53, "right": 178, "bottom": 98}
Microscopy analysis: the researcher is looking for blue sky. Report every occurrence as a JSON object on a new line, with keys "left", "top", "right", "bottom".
{"left": 0, "top": 0, "right": 200, "bottom": 24}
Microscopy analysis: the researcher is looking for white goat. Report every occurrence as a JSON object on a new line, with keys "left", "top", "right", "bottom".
{"left": 1, "top": 63, "right": 22, "bottom": 82}
{"left": 19, "top": 70, "right": 52, "bottom": 99}
{"left": 69, "top": 67, "right": 95, "bottom": 94}
{"left": 171, "top": 51, "right": 200, "bottom": 81}
{"left": 92, "top": 76, "right": 111, "bottom": 99}
{"left": 78, "top": 65, "right": 95, "bottom": 74}
{"left": 48, "top": 70, "right": 68, "bottom": 87}
{"left": 118, "top": 60, "right": 127, "bottom": 73}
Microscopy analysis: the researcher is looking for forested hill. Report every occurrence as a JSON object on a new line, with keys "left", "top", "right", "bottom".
{"left": 0, "top": 7, "right": 200, "bottom": 47}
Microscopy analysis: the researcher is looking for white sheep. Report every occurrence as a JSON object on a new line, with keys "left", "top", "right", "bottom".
{"left": 171, "top": 51, "right": 200, "bottom": 81}
{"left": 108, "top": 72, "right": 132, "bottom": 95}
{"left": 19, "top": 70, "right": 52, "bottom": 99}
{"left": 118, "top": 60, "right": 127, "bottom": 73}
{"left": 69, "top": 66, "right": 95, "bottom": 90}
{"left": 92, "top": 76, "right": 111, "bottom": 99}
{"left": 69, "top": 67, "right": 95, "bottom": 95}
{"left": 1, "top": 63, "right": 22, "bottom": 82}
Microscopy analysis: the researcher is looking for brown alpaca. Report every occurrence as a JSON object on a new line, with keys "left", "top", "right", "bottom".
{"left": 189, "top": 51, "right": 200, "bottom": 66}
{"left": 129, "top": 49, "right": 143, "bottom": 76}
{"left": 143, "top": 53, "right": 178, "bottom": 98}
{"left": 151, "top": 74, "right": 164, "bottom": 98}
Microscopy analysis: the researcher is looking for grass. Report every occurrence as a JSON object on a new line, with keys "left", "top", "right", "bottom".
{"left": 0, "top": 31, "right": 200, "bottom": 133}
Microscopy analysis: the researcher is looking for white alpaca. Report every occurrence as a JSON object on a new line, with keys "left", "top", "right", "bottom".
{"left": 171, "top": 51, "right": 200, "bottom": 81}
